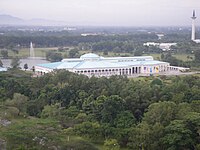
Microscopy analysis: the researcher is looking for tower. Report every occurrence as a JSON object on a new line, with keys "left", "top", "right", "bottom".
{"left": 191, "top": 10, "right": 197, "bottom": 41}
{"left": 30, "top": 42, "right": 35, "bottom": 58}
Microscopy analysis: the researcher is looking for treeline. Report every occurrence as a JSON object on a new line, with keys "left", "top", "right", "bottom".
{"left": 0, "top": 70, "right": 200, "bottom": 149}
{"left": 1, "top": 31, "right": 199, "bottom": 55}
{"left": 0, "top": 33, "right": 157, "bottom": 48}
{"left": 160, "top": 51, "right": 200, "bottom": 69}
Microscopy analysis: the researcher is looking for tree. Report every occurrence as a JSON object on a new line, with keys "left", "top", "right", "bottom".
{"left": 5, "top": 93, "right": 28, "bottom": 115}
{"left": 63, "top": 140, "right": 98, "bottom": 150}
{"left": 104, "top": 139, "right": 120, "bottom": 150}
{"left": 128, "top": 122, "right": 151, "bottom": 150}
{"left": 103, "top": 50, "right": 108, "bottom": 55}
{"left": 32, "top": 66, "right": 35, "bottom": 72}
{"left": 101, "top": 95, "right": 125, "bottom": 124}
{"left": 114, "top": 111, "right": 136, "bottom": 128}
{"left": 134, "top": 50, "right": 142, "bottom": 56}
{"left": 74, "top": 121, "right": 101, "bottom": 140}
{"left": 1, "top": 50, "right": 8, "bottom": 58}
{"left": 24, "top": 63, "right": 28, "bottom": 71}
{"left": 0, "top": 59, "right": 3, "bottom": 67}
{"left": 161, "top": 53, "right": 165, "bottom": 60}
{"left": 143, "top": 101, "right": 177, "bottom": 126}
{"left": 121, "top": 80, "right": 152, "bottom": 121}
{"left": 194, "top": 50, "right": 200, "bottom": 63}
{"left": 151, "top": 78, "right": 163, "bottom": 86}
{"left": 128, "top": 122, "right": 165, "bottom": 150}
{"left": 40, "top": 103, "right": 61, "bottom": 119}
{"left": 10, "top": 57, "right": 21, "bottom": 69}
{"left": 68, "top": 48, "right": 79, "bottom": 58}
{"left": 92, "top": 95, "right": 107, "bottom": 120}
{"left": 161, "top": 120, "right": 194, "bottom": 150}
{"left": 46, "top": 51, "right": 63, "bottom": 62}
{"left": 57, "top": 47, "right": 64, "bottom": 52}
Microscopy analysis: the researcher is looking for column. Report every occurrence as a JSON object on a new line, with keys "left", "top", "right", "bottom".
{"left": 129, "top": 68, "right": 132, "bottom": 76}
{"left": 132, "top": 67, "right": 134, "bottom": 74}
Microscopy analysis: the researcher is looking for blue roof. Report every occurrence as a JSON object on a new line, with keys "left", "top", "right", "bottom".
{"left": 75, "top": 61, "right": 125, "bottom": 69}
{"left": 37, "top": 62, "right": 63, "bottom": 69}
{"left": 57, "top": 62, "right": 80, "bottom": 69}
{"left": 35, "top": 53, "right": 169, "bottom": 70}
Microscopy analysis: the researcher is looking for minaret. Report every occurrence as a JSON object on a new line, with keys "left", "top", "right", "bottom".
{"left": 30, "top": 42, "right": 35, "bottom": 58}
{"left": 191, "top": 10, "right": 197, "bottom": 41}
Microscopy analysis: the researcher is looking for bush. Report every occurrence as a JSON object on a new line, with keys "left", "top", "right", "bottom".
{"left": 62, "top": 140, "right": 98, "bottom": 150}
{"left": 104, "top": 139, "right": 120, "bottom": 150}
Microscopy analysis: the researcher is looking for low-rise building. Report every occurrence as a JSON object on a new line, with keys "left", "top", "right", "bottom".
{"left": 0, "top": 67, "right": 7, "bottom": 72}
{"left": 143, "top": 42, "right": 177, "bottom": 51}
{"left": 35, "top": 53, "right": 182, "bottom": 77}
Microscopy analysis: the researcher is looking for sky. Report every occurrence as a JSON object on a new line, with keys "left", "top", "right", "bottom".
{"left": 1, "top": 0, "right": 200, "bottom": 26}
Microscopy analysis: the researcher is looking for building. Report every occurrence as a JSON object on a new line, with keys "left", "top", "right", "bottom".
{"left": 35, "top": 53, "right": 183, "bottom": 77}
{"left": 156, "top": 34, "right": 164, "bottom": 40}
{"left": 191, "top": 10, "right": 200, "bottom": 43}
{"left": 0, "top": 67, "right": 7, "bottom": 72}
{"left": 159, "top": 43, "right": 177, "bottom": 51}
{"left": 143, "top": 42, "right": 177, "bottom": 51}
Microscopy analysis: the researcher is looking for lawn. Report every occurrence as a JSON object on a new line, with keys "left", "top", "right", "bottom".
{"left": 0, "top": 47, "right": 58, "bottom": 58}
{"left": 143, "top": 53, "right": 194, "bottom": 61}
{"left": 173, "top": 54, "right": 194, "bottom": 61}
{"left": 1, "top": 47, "right": 195, "bottom": 62}
{"left": 19, "top": 47, "right": 58, "bottom": 57}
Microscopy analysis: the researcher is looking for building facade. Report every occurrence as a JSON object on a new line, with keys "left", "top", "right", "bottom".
{"left": 35, "top": 53, "right": 175, "bottom": 77}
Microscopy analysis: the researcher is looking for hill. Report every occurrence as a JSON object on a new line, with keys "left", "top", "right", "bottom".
{"left": 0, "top": 14, "right": 67, "bottom": 26}
{"left": 0, "top": 14, "right": 24, "bottom": 25}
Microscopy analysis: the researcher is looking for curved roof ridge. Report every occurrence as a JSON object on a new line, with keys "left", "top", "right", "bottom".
{"left": 80, "top": 53, "right": 100, "bottom": 60}
{"left": 73, "top": 61, "right": 85, "bottom": 68}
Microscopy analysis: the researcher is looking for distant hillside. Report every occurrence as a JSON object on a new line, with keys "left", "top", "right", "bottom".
{"left": 0, "top": 14, "right": 24, "bottom": 25}
{"left": 0, "top": 14, "right": 67, "bottom": 26}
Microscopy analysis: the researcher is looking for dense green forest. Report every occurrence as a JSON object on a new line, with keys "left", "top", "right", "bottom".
{"left": 0, "top": 30, "right": 198, "bottom": 54}
{"left": 0, "top": 70, "right": 200, "bottom": 149}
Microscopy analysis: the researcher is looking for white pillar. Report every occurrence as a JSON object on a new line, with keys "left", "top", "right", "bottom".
{"left": 130, "top": 68, "right": 132, "bottom": 76}
{"left": 192, "top": 19, "right": 196, "bottom": 41}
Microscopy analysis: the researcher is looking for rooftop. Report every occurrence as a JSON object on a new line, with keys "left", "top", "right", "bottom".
{"left": 36, "top": 53, "right": 168, "bottom": 70}
{"left": 80, "top": 53, "right": 101, "bottom": 60}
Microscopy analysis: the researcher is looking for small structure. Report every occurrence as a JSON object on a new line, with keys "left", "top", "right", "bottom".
{"left": 156, "top": 34, "right": 164, "bottom": 40}
{"left": 143, "top": 42, "right": 177, "bottom": 51}
{"left": 159, "top": 43, "right": 177, "bottom": 51}
{"left": 168, "top": 66, "right": 190, "bottom": 72}
{"left": 0, "top": 67, "right": 7, "bottom": 72}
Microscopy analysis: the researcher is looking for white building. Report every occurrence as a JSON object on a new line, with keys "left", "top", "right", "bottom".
{"left": 35, "top": 53, "right": 183, "bottom": 77}
{"left": 0, "top": 67, "right": 7, "bottom": 72}
{"left": 159, "top": 43, "right": 177, "bottom": 51}
{"left": 143, "top": 42, "right": 160, "bottom": 47}
{"left": 143, "top": 42, "right": 177, "bottom": 51}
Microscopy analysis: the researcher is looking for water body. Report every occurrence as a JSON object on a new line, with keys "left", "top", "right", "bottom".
{"left": 1, "top": 57, "right": 49, "bottom": 70}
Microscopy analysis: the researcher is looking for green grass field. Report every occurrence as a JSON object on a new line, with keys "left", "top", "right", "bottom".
{"left": 20, "top": 47, "right": 58, "bottom": 57}
{"left": 0, "top": 47, "right": 58, "bottom": 58}
{"left": 143, "top": 53, "right": 194, "bottom": 61}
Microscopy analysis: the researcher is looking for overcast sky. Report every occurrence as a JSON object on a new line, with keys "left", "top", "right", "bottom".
{"left": 1, "top": 0, "right": 200, "bottom": 26}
